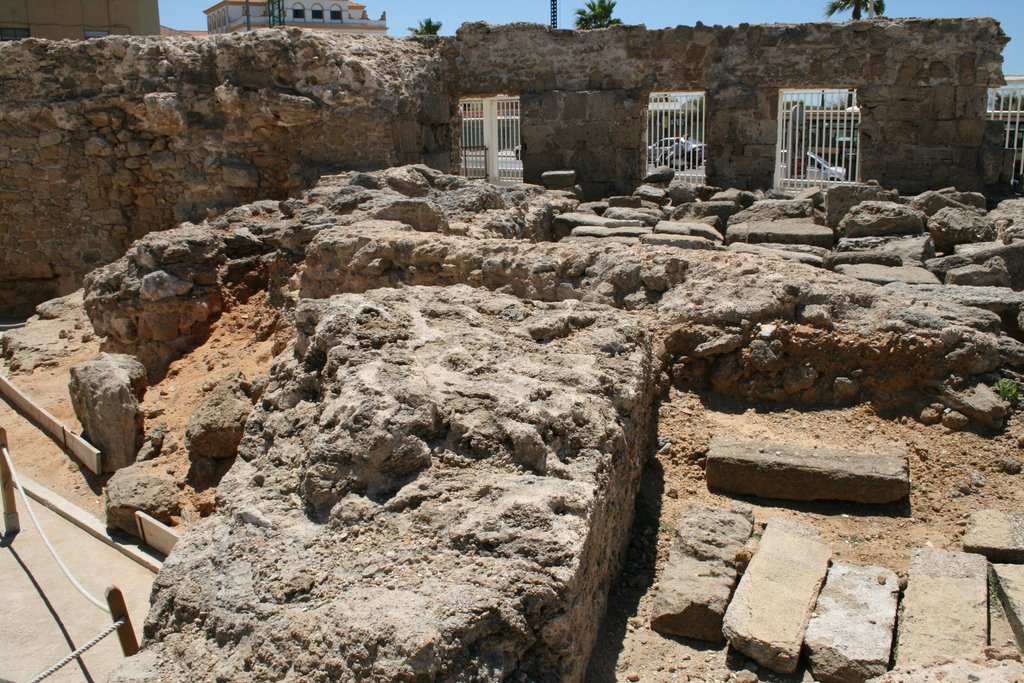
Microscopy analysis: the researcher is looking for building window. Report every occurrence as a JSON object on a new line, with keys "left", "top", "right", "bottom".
{"left": 330, "top": 6, "right": 342, "bottom": 21}
{"left": 292, "top": 3, "right": 305, "bottom": 20}
{"left": 0, "top": 27, "right": 29, "bottom": 41}
{"left": 84, "top": 30, "right": 110, "bottom": 39}
{"left": 311, "top": 4, "right": 324, "bottom": 20}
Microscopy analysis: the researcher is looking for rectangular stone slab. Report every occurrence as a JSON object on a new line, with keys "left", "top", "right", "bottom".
{"left": 896, "top": 549, "right": 988, "bottom": 668}
{"left": 834, "top": 263, "right": 941, "bottom": 285}
{"left": 726, "top": 219, "right": 836, "bottom": 249}
{"left": 993, "top": 564, "right": 1024, "bottom": 651}
{"left": 571, "top": 225, "right": 652, "bottom": 238}
{"left": 804, "top": 563, "right": 900, "bottom": 683}
{"left": 722, "top": 518, "right": 831, "bottom": 673}
{"left": 640, "top": 234, "right": 716, "bottom": 250}
{"left": 963, "top": 509, "right": 1024, "bottom": 563}
{"left": 649, "top": 504, "right": 754, "bottom": 642}
{"left": 705, "top": 437, "right": 910, "bottom": 504}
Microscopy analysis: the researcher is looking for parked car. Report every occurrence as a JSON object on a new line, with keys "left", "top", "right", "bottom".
{"left": 647, "top": 136, "right": 684, "bottom": 161}
{"left": 658, "top": 138, "right": 706, "bottom": 170}
{"left": 779, "top": 151, "right": 847, "bottom": 182}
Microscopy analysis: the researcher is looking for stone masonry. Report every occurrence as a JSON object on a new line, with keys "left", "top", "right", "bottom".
{"left": 0, "top": 18, "right": 1011, "bottom": 314}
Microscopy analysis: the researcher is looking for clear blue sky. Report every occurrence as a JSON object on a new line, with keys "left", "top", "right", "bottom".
{"left": 160, "top": 0, "right": 1024, "bottom": 73}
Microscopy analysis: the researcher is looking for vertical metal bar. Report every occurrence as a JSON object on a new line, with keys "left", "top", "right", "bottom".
{"left": 106, "top": 587, "right": 140, "bottom": 657}
{"left": 1, "top": 429, "right": 19, "bottom": 536}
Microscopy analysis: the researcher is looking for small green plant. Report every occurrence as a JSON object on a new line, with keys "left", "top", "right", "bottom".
{"left": 995, "top": 378, "right": 1020, "bottom": 403}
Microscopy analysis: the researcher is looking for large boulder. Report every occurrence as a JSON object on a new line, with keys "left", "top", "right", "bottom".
{"left": 928, "top": 207, "right": 997, "bottom": 253}
{"left": 68, "top": 353, "right": 147, "bottom": 472}
{"left": 729, "top": 199, "right": 815, "bottom": 225}
{"left": 104, "top": 462, "right": 181, "bottom": 535}
{"left": 825, "top": 183, "right": 899, "bottom": 228}
{"left": 838, "top": 201, "right": 926, "bottom": 238}
{"left": 184, "top": 372, "right": 253, "bottom": 460}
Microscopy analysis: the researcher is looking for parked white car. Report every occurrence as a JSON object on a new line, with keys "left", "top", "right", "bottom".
{"left": 780, "top": 151, "right": 847, "bottom": 182}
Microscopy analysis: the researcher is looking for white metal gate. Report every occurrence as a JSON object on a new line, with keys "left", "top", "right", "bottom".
{"left": 988, "top": 86, "right": 1024, "bottom": 182}
{"left": 775, "top": 88, "right": 861, "bottom": 191}
{"left": 646, "top": 91, "right": 706, "bottom": 183}
{"left": 458, "top": 96, "right": 523, "bottom": 184}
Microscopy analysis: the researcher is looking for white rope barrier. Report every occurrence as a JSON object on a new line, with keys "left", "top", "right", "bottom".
{"left": 26, "top": 617, "right": 126, "bottom": 683}
{"left": 1, "top": 445, "right": 108, "bottom": 613}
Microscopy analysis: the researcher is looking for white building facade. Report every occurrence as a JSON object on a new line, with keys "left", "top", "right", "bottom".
{"left": 204, "top": 1, "right": 386, "bottom": 35}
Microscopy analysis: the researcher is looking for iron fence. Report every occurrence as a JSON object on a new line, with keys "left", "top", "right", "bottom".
{"left": 988, "top": 86, "right": 1024, "bottom": 183}
{"left": 776, "top": 88, "right": 861, "bottom": 191}
{"left": 646, "top": 91, "right": 706, "bottom": 184}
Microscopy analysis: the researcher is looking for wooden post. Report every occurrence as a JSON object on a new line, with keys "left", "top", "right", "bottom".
{"left": 106, "top": 586, "right": 140, "bottom": 657}
{"left": 0, "top": 428, "right": 19, "bottom": 536}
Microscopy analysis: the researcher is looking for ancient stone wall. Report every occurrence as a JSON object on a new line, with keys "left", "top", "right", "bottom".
{"left": 0, "top": 19, "right": 1010, "bottom": 314}
{"left": 450, "top": 20, "right": 1008, "bottom": 196}
{"left": 0, "top": 29, "right": 452, "bottom": 314}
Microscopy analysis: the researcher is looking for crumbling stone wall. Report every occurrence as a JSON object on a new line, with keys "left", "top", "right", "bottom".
{"left": 0, "top": 29, "right": 453, "bottom": 314}
{"left": 450, "top": 20, "right": 1008, "bottom": 196}
{"left": 0, "top": 18, "right": 1010, "bottom": 314}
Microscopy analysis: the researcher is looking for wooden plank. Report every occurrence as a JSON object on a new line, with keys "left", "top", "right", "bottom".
{"left": 106, "top": 586, "right": 140, "bottom": 657}
{"left": 0, "top": 428, "right": 20, "bottom": 535}
{"left": 135, "top": 510, "right": 180, "bottom": 556}
{"left": 0, "top": 373, "right": 102, "bottom": 474}
{"left": 20, "top": 476, "right": 161, "bottom": 573}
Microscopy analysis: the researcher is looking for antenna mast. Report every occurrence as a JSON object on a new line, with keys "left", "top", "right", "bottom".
{"left": 550, "top": 0, "right": 557, "bottom": 28}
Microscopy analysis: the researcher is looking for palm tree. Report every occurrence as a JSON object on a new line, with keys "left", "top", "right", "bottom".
{"left": 824, "top": 0, "right": 886, "bottom": 20}
{"left": 409, "top": 18, "right": 443, "bottom": 36}
{"left": 574, "top": 0, "right": 622, "bottom": 30}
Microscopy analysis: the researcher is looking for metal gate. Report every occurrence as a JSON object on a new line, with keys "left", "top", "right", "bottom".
{"left": 988, "top": 86, "right": 1024, "bottom": 183}
{"left": 775, "top": 88, "right": 861, "bottom": 191}
{"left": 458, "top": 96, "right": 523, "bottom": 184}
{"left": 646, "top": 91, "right": 706, "bottom": 183}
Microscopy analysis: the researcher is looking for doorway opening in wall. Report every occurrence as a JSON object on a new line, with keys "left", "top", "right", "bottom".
{"left": 646, "top": 91, "right": 706, "bottom": 184}
{"left": 457, "top": 96, "right": 523, "bottom": 184}
{"left": 987, "top": 86, "right": 1024, "bottom": 186}
{"left": 776, "top": 88, "right": 861, "bottom": 191}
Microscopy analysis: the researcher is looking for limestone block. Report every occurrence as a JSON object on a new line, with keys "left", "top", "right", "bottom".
{"left": 896, "top": 549, "right": 988, "bottom": 668}
{"left": 68, "top": 353, "right": 147, "bottom": 472}
{"left": 804, "top": 563, "right": 900, "bottom": 683}
{"left": 726, "top": 219, "right": 835, "bottom": 248}
{"left": 963, "top": 509, "right": 1024, "bottom": 563}
{"left": 834, "top": 264, "right": 941, "bottom": 285}
{"left": 641, "top": 234, "right": 716, "bottom": 250}
{"left": 705, "top": 437, "right": 910, "bottom": 504}
{"left": 654, "top": 220, "right": 723, "bottom": 242}
{"left": 729, "top": 199, "right": 815, "bottom": 225}
{"left": 571, "top": 226, "right": 652, "bottom": 238}
{"left": 727, "top": 242, "right": 824, "bottom": 267}
{"left": 825, "top": 184, "right": 899, "bottom": 228}
{"left": 839, "top": 201, "right": 926, "bottom": 238}
{"left": 650, "top": 505, "right": 754, "bottom": 642}
{"left": 722, "top": 518, "right": 831, "bottom": 673}
{"left": 541, "top": 170, "right": 577, "bottom": 189}
{"left": 993, "top": 564, "right": 1024, "bottom": 651}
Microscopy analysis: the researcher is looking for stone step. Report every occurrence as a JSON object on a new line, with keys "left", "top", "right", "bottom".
{"left": 653, "top": 220, "right": 723, "bottom": 242}
{"left": 725, "top": 219, "right": 836, "bottom": 249}
{"left": 649, "top": 504, "right": 754, "bottom": 642}
{"left": 640, "top": 234, "right": 717, "bottom": 251}
{"left": 834, "top": 263, "right": 941, "bottom": 285}
{"left": 727, "top": 242, "right": 824, "bottom": 267}
{"left": 993, "top": 564, "right": 1024, "bottom": 651}
{"left": 804, "top": 563, "right": 900, "bottom": 683}
{"left": 895, "top": 549, "right": 988, "bottom": 669}
{"left": 963, "top": 509, "right": 1024, "bottom": 563}
{"left": 569, "top": 225, "right": 652, "bottom": 239}
{"left": 705, "top": 437, "right": 910, "bottom": 504}
{"left": 552, "top": 212, "right": 645, "bottom": 240}
{"left": 722, "top": 518, "right": 832, "bottom": 673}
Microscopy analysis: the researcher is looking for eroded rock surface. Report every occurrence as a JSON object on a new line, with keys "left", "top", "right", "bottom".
{"left": 112, "top": 285, "right": 655, "bottom": 681}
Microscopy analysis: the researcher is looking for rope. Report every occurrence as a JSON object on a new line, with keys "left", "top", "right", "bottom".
{"left": 26, "top": 617, "right": 125, "bottom": 683}
{"left": 1, "top": 445, "right": 109, "bottom": 613}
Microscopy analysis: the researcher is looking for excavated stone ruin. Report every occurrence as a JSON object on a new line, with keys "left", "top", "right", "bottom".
{"left": 2, "top": 19, "right": 1023, "bottom": 683}
{"left": 68, "top": 161, "right": 1021, "bottom": 681}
